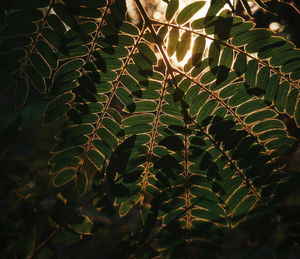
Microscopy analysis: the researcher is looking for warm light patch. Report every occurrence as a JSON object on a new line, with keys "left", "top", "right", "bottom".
{"left": 169, "top": 0, "right": 210, "bottom": 68}
{"left": 168, "top": 0, "right": 233, "bottom": 68}
{"left": 126, "top": 0, "right": 233, "bottom": 68}
{"left": 126, "top": 0, "right": 167, "bottom": 23}
{"left": 269, "top": 22, "right": 284, "bottom": 32}
{"left": 169, "top": 33, "right": 193, "bottom": 68}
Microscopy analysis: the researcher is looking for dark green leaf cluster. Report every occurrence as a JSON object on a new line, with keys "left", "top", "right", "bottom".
{"left": 1, "top": 0, "right": 300, "bottom": 258}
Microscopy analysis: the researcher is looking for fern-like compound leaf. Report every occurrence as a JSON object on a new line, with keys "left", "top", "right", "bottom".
{"left": 1, "top": 0, "right": 300, "bottom": 258}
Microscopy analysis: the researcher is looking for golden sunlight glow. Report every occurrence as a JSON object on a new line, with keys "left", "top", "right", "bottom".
{"left": 169, "top": 0, "right": 210, "bottom": 68}
{"left": 126, "top": 0, "right": 233, "bottom": 68}
{"left": 168, "top": 0, "right": 233, "bottom": 68}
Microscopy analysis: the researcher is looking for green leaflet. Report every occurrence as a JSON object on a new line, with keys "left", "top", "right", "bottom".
{"left": 157, "top": 25, "right": 169, "bottom": 43}
{"left": 30, "top": 53, "right": 51, "bottom": 78}
{"left": 285, "top": 88, "right": 298, "bottom": 117}
{"left": 119, "top": 192, "right": 142, "bottom": 217}
{"left": 165, "top": 0, "right": 179, "bottom": 21}
{"left": 36, "top": 40, "right": 58, "bottom": 69}
{"left": 246, "top": 37, "right": 288, "bottom": 55}
{"left": 232, "top": 28, "right": 273, "bottom": 46}
{"left": 265, "top": 137, "right": 296, "bottom": 155}
{"left": 252, "top": 120, "right": 285, "bottom": 133}
{"left": 51, "top": 157, "right": 81, "bottom": 174}
{"left": 245, "top": 60, "right": 258, "bottom": 88}
{"left": 219, "top": 47, "right": 233, "bottom": 69}
{"left": 123, "top": 114, "right": 155, "bottom": 126}
{"left": 123, "top": 124, "right": 153, "bottom": 135}
{"left": 176, "top": 31, "right": 192, "bottom": 62}
{"left": 210, "top": 71, "right": 237, "bottom": 91}
{"left": 258, "top": 129, "right": 287, "bottom": 141}
{"left": 167, "top": 27, "right": 179, "bottom": 57}
{"left": 119, "top": 22, "right": 140, "bottom": 35}
{"left": 191, "top": 58, "right": 209, "bottom": 77}
{"left": 244, "top": 110, "right": 277, "bottom": 124}
{"left": 291, "top": 70, "right": 300, "bottom": 80}
{"left": 176, "top": 1, "right": 206, "bottom": 25}
{"left": 98, "top": 127, "right": 118, "bottom": 147}
{"left": 189, "top": 91, "right": 209, "bottom": 117}
{"left": 126, "top": 64, "right": 164, "bottom": 81}
{"left": 160, "top": 114, "right": 184, "bottom": 126}
{"left": 191, "top": 36, "right": 206, "bottom": 67}
{"left": 68, "top": 215, "right": 93, "bottom": 234}
{"left": 231, "top": 195, "right": 257, "bottom": 226}
{"left": 53, "top": 168, "right": 77, "bottom": 187}
{"left": 226, "top": 185, "right": 249, "bottom": 212}
{"left": 138, "top": 42, "right": 157, "bottom": 66}
{"left": 56, "top": 46, "right": 89, "bottom": 59}
{"left": 50, "top": 147, "right": 84, "bottom": 167}
{"left": 97, "top": 46, "right": 129, "bottom": 59}
{"left": 256, "top": 67, "right": 270, "bottom": 90}
{"left": 42, "top": 28, "right": 62, "bottom": 49}
{"left": 208, "top": 42, "right": 221, "bottom": 71}
{"left": 88, "top": 149, "right": 105, "bottom": 170}
{"left": 205, "top": 0, "right": 227, "bottom": 23}
{"left": 126, "top": 101, "right": 158, "bottom": 113}
{"left": 116, "top": 87, "right": 134, "bottom": 106}
{"left": 265, "top": 74, "right": 280, "bottom": 102}
{"left": 102, "top": 117, "right": 122, "bottom": 135}
{"left": 133, "top": 53, "right": 153, "bottom": 70}
{"left": 196, "top": 99, "right": 218, "bottom": 125}
{"left": 270, "top": 50, "right": 300, "bottom": 67}
{"left": 228, "top": 88, "right": 252, "bottom": 107}
{"left": 236, "top": 99, "right": 266, "bottom": 116}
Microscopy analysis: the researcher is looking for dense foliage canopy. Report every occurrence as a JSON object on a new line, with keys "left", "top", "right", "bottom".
{"left": 0, "top": 0, "right": 300, "bottom": 258}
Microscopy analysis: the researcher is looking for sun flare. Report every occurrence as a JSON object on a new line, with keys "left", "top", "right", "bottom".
{"left": 168, "top": 0, "right": 232, "bottom": 68}
{"left": 169, "top": 0, "right": 210, "bottom": 67}
{"left": 126, "top": 0, "right": 233, "bottom": 68}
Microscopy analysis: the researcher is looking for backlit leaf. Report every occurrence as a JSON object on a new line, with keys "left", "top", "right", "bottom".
{"left": 165, "top": 0, "right": 179, "bottom": 22}
{"left": 53, "top": 168, "right": 77, "bottom": 187}
{"left": 176, "top": 1, "right": 206, "bottom": 25}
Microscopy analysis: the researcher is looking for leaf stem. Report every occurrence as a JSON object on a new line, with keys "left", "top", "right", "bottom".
{"left": 140, "top": 78, "right": 168, "bottom": 202}
{"left": 77, "top": 25, "right": 147, "bottom": 175}
{"left": 184, "top": 122, "right": 192, "bottom": 259}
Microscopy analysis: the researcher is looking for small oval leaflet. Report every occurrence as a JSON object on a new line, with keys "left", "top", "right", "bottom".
{"left": 165, "top": 0, "right": 179, "bottom": 21}
{"left": 53, "top": 168, "right": 77, "bottom": 187}
{"left": 176, "top": 1, "right": 206, "bottom": 25}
